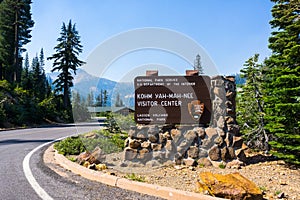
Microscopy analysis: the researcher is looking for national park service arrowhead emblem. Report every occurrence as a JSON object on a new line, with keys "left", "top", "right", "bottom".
{"left": 188, "top": 100, "right": 204, "bottom": 121}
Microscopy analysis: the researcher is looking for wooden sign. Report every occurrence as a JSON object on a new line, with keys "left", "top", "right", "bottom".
{"left": 134, "top": 76, "right": 211, "bottom": 124}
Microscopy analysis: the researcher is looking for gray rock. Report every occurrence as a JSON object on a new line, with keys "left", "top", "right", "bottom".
{"left": 129, "top": 139, "right": 141, "bottom": 149}
{"left": 151, "top": 143, "right": 162, "bottom": 151}
{"left": 198, "top": 157, "right": 212, "bottom": 167}
{"left": 198, "top": 148, "right": 208, "bottom": 158}
{"left": 187, "top": 146, "right": 199, "bottom": 159}
{"left": 148, "top": 134, "right": 159, "bottom": 143}
{"left": 208, "top": 145, "right": 221, "bottom": 161}
{"left": 123, "top": 147, "right": 138, "bottom": 161}
{"left": 193, "top": 127, "right": 206, "bottom": 139}
{"left": 141, "top": 141, "right": 151, "bottom": 149}
{"left": 220, "top": 147, "right": 230, "bottom": 161}
{"left": 137, "top": 148, "right": 152, "bottom": 162}
{"left": 232, "top": 136, "right": 243, "bottom": 149}
{"left": 183, "top": 158, "right": 197, "bottom": 167}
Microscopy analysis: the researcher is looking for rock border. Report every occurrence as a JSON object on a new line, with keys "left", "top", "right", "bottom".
{"left": 45, "top": 144, "right": 226, "bottom": 200}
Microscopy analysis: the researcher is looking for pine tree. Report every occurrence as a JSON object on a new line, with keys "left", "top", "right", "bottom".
{"left": 21, "top": 52, "right": 31, "bottom": 90}
{"left": 31, "top": 55, "right": 44, "bottom": 99}
{"left": 95, "top": 91, "right": 103, "bottom": 107}
{"left": 48, "top": 20, "right": 85, "bottom": 114}
{"left": 194, "top": 54, "right": 204, "bottom": 75}
{"left": 103, "top": 90, "right": 108, "bottom": 107}
{"left": 115, "top": 92, "right": 124, "bottom": 107}
{"left": 0, "top": 0, "right": 34, "bottom": 83}
{"left": 238, "top": 54, "right": 269, "bottom": 150}
{"left": 86, "top": 91, "right": 94, "bottom": 106}
{"left": 72, "top": 91, "right": 89, "bottom": 122}
{"left": 264, "top": 0, "right": 300, "bottom": 164}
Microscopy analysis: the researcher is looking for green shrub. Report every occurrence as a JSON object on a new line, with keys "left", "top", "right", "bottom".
{"left": 81, "top": 129, "right": 126, "bottom": 153}
{"left": 125, "top": 173, "right": 145, "bottom": 182}
{"left": 218, "top": 163, "right": 226, "bottom": 169}
{"left": 54, "top": 129, "right": 127, "bottom": 156}
{"left": 54, "top": 137, "right": 86, "bottom": 155}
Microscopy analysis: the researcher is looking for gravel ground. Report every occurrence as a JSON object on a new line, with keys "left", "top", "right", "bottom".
{"left": 103, "top": 151, "right": 300, "bottom": 200}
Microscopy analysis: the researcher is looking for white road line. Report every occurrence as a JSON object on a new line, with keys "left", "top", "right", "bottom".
{"left": 22, "top": 135, "right": 73, "bottom": 200}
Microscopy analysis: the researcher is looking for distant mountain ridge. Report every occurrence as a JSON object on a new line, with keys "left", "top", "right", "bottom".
{"left": 47, "top": 69, "right": 135, "bottom": 107}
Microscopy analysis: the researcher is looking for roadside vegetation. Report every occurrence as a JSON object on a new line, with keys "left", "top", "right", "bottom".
{"left": 54, "top": 113, "right": 132, "bottom": 156}
{"left": 54, "top": 129, "right": 127, "bottom": 156}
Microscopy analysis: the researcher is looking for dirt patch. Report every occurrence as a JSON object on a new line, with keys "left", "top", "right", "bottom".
{"left": 103, "top": 151, "right": 300, "bottom": 200}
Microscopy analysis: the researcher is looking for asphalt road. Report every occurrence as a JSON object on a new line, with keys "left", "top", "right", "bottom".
{"left": 0, "top": 123, "right": 163, "bottom": 200}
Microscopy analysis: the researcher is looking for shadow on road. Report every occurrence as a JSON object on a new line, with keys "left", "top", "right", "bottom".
{"left": 0, "top": 139, "right": 53, "bottom": 145}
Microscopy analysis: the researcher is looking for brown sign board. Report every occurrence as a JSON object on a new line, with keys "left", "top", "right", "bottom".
{"left": 134, "top": 76, "right": 212, "bottom": 125}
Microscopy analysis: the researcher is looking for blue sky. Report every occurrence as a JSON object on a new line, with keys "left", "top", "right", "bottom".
{"left": 25, "top": 0, "right": 274, "bottom": 81}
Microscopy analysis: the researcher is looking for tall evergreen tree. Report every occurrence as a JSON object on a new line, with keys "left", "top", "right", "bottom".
{"left": 264, "top": 0, "right": 300, "bottom": 164}
{"left": 115, "top": 92, "right": 124, "bottom": 107}
{"left": 95, "top": 91, "right": 103, "bottom": 107}
{"left": 21, "top": 52, "right": 31, "bottom": 89}
{"left": 103, "top": 90, "right": 108, "bottom": 107}
{"left": 86, "top": 91, "right": 94, "bottom": 106}
{"left": 238, "top": 54, "right": 269, "bottom": 150}
{"left": 31, "top": 54, "right": 46, "bottom": 100}
{"left": 0, "top": 0, "right": 34, "bottom": 83}
{"left": 48, "top": 20, "right": 85, "bottom": 114}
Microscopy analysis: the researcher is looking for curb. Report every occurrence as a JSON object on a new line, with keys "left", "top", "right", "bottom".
{"left": 49, "top": 145, "right": 226, "bottom": 200}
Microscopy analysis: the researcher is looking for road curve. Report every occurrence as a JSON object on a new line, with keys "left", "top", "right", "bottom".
{"left": 0, "top": 123, "right": 163, "bottom": 200}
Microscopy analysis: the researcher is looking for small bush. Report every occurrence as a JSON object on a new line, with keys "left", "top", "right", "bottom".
{"left": 54, "top": 137, "right": 86, "bottom": 155}
{"left": 125, "top": 173, "right": 145, "bottom": 182}
{"left": 218, "top": 163, "right": 226, "bottom": 169}
{"left": 54, "top": 129, "right": 127, "bottom": 156}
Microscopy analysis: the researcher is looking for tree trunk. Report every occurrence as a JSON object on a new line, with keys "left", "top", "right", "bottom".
{"left": 0, "top": 62, "right": 2, "bottom": 80}
{"left": 13, "top": 7, "right": 19, "bottom": 83}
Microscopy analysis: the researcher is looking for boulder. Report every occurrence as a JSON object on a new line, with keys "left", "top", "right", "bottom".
{"left": 123, "top": 147, "right": 138, "bottom": 161}
{"left": 165, "top": 140, "right": 176, "bottom": 152}
{"left": 151, "top": 143, "right": 162, "bottom": 151}
{"left": 148, "top": 134, "right": 159, "bottom": 143}
{"left": 171, "top": 129, "right": 182, "bottom": 144}
{"left": 196, "top": 172, "right": 263, "bottom": 200}
{"left": 129, "top": 139, "right": 141, "bottom": 149}
{"left": 226, "top": 160, "right": 244, "bottom": 169}
{"left": 128, "top": 127, "right": 137, "bottom": 138}
{"left": 235, "top": 149, "right": 247, "bottom": 163}
{"left": 227, "top": 147, "right": 236, "bottom": 160}
{"left": 183, "top": 158, "right": 197, "bottom": 167}
{"left": 214, "top": 136, "right": 224, "bottom": 147}
{"left": 198, "top": 148, "right": 208, "bottom": 158}
{"left": 141, "top": 141, "right": 151, "bottom": 149}
{"left": 232, "top": 136, "right": 243, "bottom": 149}
{"left": 208, "top": 145, "right": 220, "bottom": 161}
{"left": 205, "top": 127, "right": 218, "bottom": 138}
{"left": 216, "top": 127, "right": 226, "bottom": 137}
{"left": 147, "top": 125, "right": 159, "bottom": 135}
{"left": 217, "top": 116, "right": 226, "bottom": 129}
{"left": 225, "top": 116, "right": 236, "bottom": 125}
{"left": 136, "top": 130, "right": 148, "bottom": 141}
{"left": 77, "top": 151, "right": 91, "bottom": 165}
{"left": 86, "top": 146, "right": 105, "bottom": 164}
{"left": 197, "top": 157, "right": 212, "bottom": 167}
{"left": 193, "top": 127, "right": 206, "bottom": 139}
{"left": 137, "top": 148, "right": 152, "bottom": 162}
{"left": 184, "top": 130, "right": 197, "bottom": 144}
{"left": 220, "top": 147, "right": 230, "bottom": 161}
{"left": 187, "top": 146, "right": 199, "bottom": 159}
{"left": 227, "top": 124, "right": 240, "bottom": 135}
